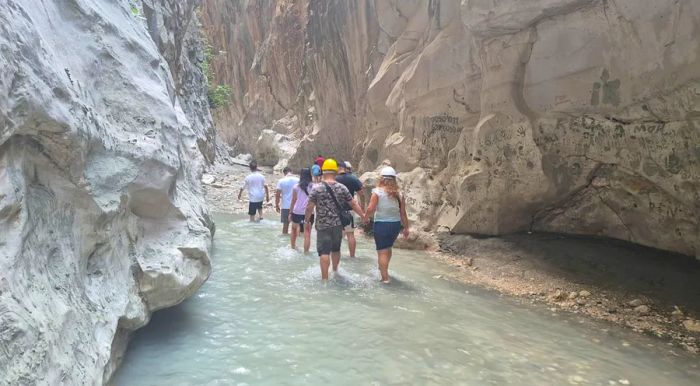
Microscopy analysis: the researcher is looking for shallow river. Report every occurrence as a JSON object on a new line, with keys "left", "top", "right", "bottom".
{"left": 115, "top": 213, "right": 699, "bottom": 385}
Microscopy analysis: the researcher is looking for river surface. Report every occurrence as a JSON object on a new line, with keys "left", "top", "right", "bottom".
{"left": 114, "top": 213, "right": 699, "bottom": 385}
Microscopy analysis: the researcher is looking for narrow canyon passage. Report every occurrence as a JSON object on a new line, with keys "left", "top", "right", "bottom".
{"left": 114, "top": 214, "right": 699, "bottom": 385}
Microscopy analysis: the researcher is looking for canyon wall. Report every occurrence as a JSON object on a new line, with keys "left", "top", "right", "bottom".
{"left": 0, "top": 0, "right": 214, "bottom": 384}
{"left": 201, "top": 0, "right": 700, "bottom": 257}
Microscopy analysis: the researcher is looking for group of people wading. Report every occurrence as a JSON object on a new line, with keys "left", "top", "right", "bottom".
{"left": 238, "top": 156, "right": 410, "bottom": 283}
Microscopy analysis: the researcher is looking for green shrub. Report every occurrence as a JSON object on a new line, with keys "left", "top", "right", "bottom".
{"left": 201, "top": 38, "right": 231, "bottom": 109}
{"left": 202, "top": 43, "right": 214, "bottom": 84}
{"left": 208, "top": 84, "right": 232, "bottom": 108}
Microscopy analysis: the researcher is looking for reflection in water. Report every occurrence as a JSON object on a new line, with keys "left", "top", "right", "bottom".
{"left": 114, "top": 213, "right": 699, "bottom": 385}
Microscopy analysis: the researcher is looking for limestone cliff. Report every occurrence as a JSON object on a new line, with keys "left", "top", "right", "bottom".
{"left": 202, "top": 0, "right": 699, "bottom": 257}
{"left": 0, "top": 0, "right": 214, "bottom": 384}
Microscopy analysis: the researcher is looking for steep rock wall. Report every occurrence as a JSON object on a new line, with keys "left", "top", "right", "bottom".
{"left": 201, "top": 0, "right": 700, "bottom": 257}
{"left": 0, "top": 0, "right": 214, "bottom": 384}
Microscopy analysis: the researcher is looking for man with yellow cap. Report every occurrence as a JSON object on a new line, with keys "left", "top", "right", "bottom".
{"left": 305, "top": 159, "right": 367, "bottom": 279}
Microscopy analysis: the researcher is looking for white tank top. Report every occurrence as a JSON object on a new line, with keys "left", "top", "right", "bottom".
{"left": 373, "top": 188, "right": 401, "bottom": 222}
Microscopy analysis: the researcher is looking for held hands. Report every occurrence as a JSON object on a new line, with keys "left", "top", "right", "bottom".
{"left": 360, "top": 213, "right": 369, "bottom": 225}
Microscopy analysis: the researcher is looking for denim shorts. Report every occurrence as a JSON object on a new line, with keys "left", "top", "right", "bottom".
{"left": 373, "top": 221, "right": 401, "bottom": 250}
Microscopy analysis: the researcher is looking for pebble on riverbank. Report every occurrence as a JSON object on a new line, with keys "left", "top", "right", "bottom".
{"left": 684, "top": 319, "right": 700, "bottom": 333}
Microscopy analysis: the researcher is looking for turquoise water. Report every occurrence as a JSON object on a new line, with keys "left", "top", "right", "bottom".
{"left": 114, "top": 213, "right": 699, "bottom": 385}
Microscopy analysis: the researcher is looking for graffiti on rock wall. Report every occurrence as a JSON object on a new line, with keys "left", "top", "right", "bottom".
{"left": 537, "top": 116, "right": 697, "bottom": 182}
{"left": 538, "top": 117, "right": 667, "bottom": 152}
{"left": 419, "top": 114, "right": 462, "bottom": 163}
{"left": 420, "top": 114, "right": 462, "bottom": 141}
{"left": 590, "top": 69, "right": 621, "bottom": 106}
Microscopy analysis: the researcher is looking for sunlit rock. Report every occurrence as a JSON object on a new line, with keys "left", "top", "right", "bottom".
{"left": 0, "top": 1, "right": 214, "bottom": 384}
{"left": 201, "top": 0, "right": 699, "bottom": 257}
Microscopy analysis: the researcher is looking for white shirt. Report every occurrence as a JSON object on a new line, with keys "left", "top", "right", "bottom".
{"left": 373, "top": 187, "right": 401, "bottom": 222}
{"left": 277, "top": 175, "right": 299, "bottom": 209}
{"left": 244, "top": 172, "right": 266, "bottom": 202}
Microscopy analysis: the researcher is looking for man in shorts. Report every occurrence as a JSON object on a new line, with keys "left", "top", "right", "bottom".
{"left": 336, "top": 161, "right": 363, "bottom": 258}
{"left": 305, "top": 159, "right": 367, "bottom": 280}
{"left": 237, "top": 160, "right": 269, "bottom": 221}
{"left": 275, "top": 167, "right": 299, "bottom": 234}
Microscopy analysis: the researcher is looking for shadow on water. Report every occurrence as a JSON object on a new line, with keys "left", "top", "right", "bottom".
{"left": 130, "top": 302, "right": 195, "bottom": 345}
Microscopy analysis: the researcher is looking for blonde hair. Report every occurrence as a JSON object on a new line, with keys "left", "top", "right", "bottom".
{"left": 378, "top": 177, "right": 400, "bottom": 200}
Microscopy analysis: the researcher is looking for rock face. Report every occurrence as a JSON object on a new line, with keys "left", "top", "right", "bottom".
{"left": 202, "top": 0, "right": 700, "bottom": 257}
{"left": 0, "top": 1, "right": 214, "bottom": 384}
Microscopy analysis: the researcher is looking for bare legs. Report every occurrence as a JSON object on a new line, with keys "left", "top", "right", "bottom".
{"left": 250, "top": 212, "right": 263, "bottom": 222}
{"left": 320, "top": 254, "right": 330, "bottom": 280}
{"left": 290, "top": 223, "right": 299, "bottom": 249}
{"left": 282, "top": 219, "right": 289, "bottom": 235}
{"left": 331, "top": 252, "right": 340, "bottom": 272}
{"left": 320, "top": 251, "right": 341, "bottom": 280}
{"left": 290, "top": 224, "right": 312, "bottom": 252}
{"left": 345, "top": 231, "right": 356, "bottom": 258}
{"left": 303, "top": 227, "right": 311, "bottom": 253}
{"left": 377, "top": 248, "right": 392, "bottom": 282}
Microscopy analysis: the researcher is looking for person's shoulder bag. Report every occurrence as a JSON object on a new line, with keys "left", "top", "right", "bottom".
{"left": 323, "top": 182, "right": 353, "bottom": 227}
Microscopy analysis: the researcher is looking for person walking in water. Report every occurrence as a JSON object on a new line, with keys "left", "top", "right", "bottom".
{"left": 306, "top": 159, "right": 367, "bottom": 280}
{"left": 238, "top": 160, "right": 269, "bottom": 222}
{"left": 364, "top": 166, "right": 409, "bottom": 283}
{"left": 289, "top": 168, "right": 314, "bottom": 252}
{"left": 336, "top": 161, "right": 363, "bottom": 258}
{"left": 275, "top": 167, "right": 299, "bottom": 234}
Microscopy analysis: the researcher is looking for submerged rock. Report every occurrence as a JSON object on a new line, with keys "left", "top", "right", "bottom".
{"left": 0, "top": 1, "right": 214, "bottom": 384}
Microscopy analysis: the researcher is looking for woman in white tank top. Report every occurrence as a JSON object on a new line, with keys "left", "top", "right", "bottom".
{"left": 365, "top": 166, "right": 410, "bottom": 283}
